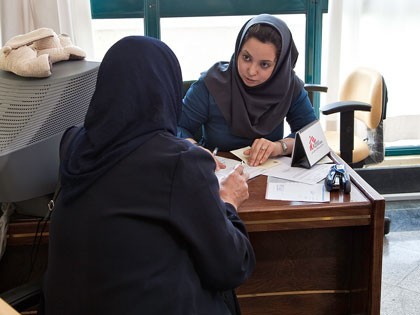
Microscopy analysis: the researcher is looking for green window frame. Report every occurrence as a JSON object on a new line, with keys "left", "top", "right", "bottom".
{"left": 90, "top": 0, "right": 420, "bottom": 157}
{"left": 90, "top": 0, "right": 328, "bottom": 115}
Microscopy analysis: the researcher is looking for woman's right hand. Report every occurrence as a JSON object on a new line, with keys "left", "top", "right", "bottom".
{"left": 219, "top": 164, "right": 249, "bottom": 209}
{"left": 187, "top": 138, "right": 226, "bottom": 171}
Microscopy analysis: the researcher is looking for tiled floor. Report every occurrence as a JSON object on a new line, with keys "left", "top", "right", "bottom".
{"left": 381, "top": 200, "right": 420, "bottom": 315}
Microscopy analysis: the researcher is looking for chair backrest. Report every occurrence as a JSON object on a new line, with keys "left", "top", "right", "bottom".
{"left": 319, "top": 67, "right": 388, "bottom": 166}
{"left": 340, "top": 67, "right": 388, "bottom": 165}
{"left": 340, "top": 67, "right": 387, "bottom": 130}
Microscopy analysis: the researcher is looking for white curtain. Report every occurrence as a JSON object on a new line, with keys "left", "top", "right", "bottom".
{"left": 325, "top": 0, "right": 420, "bottom": 146}
{"left": 0, "top": 0, "right": 94, "bottom": 59}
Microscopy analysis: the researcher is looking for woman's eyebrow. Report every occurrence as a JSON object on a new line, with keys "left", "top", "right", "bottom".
{"left": 241, "top": 48, "right": 275, "bottom": 64}
{"left": 241, "top": 49, "right": 251, "bottom": 55}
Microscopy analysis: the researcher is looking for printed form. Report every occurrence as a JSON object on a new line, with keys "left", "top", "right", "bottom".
{"left": 215, "top": 147, "right": 333, "bottom": 202}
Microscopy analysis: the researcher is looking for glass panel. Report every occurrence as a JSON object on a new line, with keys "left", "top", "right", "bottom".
{"left": 90, "top": 14, "right": 307, "bottom": 138}
{"left": 90, "top": 0, "right": 311, "bottom": 19}
{"left": 160, "top": 15, "right": 306, "bottom": 81}
{"left": 324, "top": 0, "right": 420, "bottom": 152}
{"left": 91, "top": 18, "right": 145, "bottom": 61}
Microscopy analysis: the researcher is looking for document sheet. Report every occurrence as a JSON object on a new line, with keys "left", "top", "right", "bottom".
{"left": 215, "top": 156, "right": 266, "bottom": 181}
{"left": 264, "top": 157, "right": 332, "bottom": 185}
{"left": 213, "top": 146, "right": 334, "bottom": 202}
{"left": 265, "top": 176, "right": 330, "bottom": 202}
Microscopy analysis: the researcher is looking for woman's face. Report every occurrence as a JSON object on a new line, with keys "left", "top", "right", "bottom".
{"left": 237, "top": 37, "right": 277, "bottom": 87}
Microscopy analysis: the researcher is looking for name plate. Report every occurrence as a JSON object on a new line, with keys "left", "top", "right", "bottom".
{"left": 291, "top": 120, "right": 330, "bottom": 168}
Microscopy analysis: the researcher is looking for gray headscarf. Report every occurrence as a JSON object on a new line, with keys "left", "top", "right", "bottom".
{"left": 204, "top": 14, "right": 304, "bottom": 138}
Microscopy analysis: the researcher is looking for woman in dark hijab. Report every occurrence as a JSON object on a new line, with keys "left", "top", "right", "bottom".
{"left": 178, "top": 14, "right": 317, "bottom": 166}
{"left": 41, "top": 36, "right": 255, "bottom": 315}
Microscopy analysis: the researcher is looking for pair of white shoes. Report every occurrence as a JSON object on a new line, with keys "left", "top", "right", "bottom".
{"left": 0, "top": 27, "right": 86, "bottom": 78}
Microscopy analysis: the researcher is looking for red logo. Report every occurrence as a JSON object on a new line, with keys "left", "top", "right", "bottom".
{"left": 309, "top": 135, "right": 317, "bottom": 151}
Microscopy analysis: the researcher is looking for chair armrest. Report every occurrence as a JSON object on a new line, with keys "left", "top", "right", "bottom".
{"left": 320, "top": 101, "right": 371, "bottom": 165}
{"left": 321, "top": 100, "right": 371, "bottom": 115}
{"left": 304, "top": 84, "right": 328, "bottom": 94}
{"left": 0, "top": 280, "right": 41, "bottom": 312}
{"left": 303, "top": 84, "right": 328, "bottom": 105}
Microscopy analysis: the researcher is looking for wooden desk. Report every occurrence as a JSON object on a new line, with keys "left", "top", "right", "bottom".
{"left": 0, "top": 217, "right": 49, "bottom": 293}
{"left": 236, "top": 153, "right": 385, "bottom": 315}
{"left": 1, "top": 153, "right": 384, "bottom": 315}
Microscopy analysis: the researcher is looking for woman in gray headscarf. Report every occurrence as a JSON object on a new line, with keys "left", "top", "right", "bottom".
{"left": 178, "top": 14, "right": 317, "bottom": 166}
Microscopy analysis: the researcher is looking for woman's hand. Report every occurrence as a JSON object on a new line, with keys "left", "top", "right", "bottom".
{"left": 219, "top": 164, "right": 249, "bottom": 209}
{"left": 211, "top": 154, "right": 227, "bottom": 171}
{"left": 196, "top": 145, "right": 226, "bottom": 171}
{"left": 243, "top": 138, "right": 281, "bottom": 166}
{"left": 186, "top": 138, "right": 226, "bottom": 171}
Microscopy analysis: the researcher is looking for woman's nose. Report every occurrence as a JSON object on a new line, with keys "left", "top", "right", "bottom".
{"left": 247, "top": 63, "right": 258, "bottom": 76}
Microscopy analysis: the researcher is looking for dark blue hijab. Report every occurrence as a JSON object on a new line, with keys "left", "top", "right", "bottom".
{"left": 60, "top": 36, "right": 183, "bottom": 203}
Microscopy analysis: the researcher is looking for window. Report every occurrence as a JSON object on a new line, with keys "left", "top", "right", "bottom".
{"left": 91, "top": 15, "right": 307, "bottom": 81}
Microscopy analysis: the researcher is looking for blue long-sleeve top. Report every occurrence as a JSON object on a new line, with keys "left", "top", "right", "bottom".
{"left": 177, "top": 77, "right": 317, "bottom": 151}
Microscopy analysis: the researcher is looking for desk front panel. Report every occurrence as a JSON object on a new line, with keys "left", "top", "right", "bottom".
{"left": 236, "top": 226, "right": 370, "bottom": 315}
{"left": 237, "top": 166, "right": 384, "bottom": 315}
{"left": 0, "top": 219, "right": 48, "bottom": 293}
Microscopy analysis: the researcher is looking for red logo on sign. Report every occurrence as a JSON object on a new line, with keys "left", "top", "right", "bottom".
{"left": 309, "top": 136, "right": 317, "bottom": 151}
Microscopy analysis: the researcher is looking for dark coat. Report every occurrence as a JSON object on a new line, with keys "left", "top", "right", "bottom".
{"left": 42, "top": 132, "right": 255, "bottom": 314}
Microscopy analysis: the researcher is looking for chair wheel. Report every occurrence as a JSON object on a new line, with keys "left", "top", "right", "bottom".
{"left": 384, "top": 217, "right": 391, "bottom": 235}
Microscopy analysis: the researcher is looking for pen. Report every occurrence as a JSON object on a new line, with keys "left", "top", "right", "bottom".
{"left": 212, "top": 147, "right": 219, "bottom": 156}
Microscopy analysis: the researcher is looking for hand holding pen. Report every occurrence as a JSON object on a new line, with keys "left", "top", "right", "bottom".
{"left": 211, "top": 147, "right": 226, "bottom": 171}
{"left": 195, "top": 145, "right": 226, "bottom": 171}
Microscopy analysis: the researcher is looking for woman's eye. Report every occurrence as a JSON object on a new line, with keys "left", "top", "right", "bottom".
{"left": 242, "top": 54, "right": 251, "bottom": 61}
{"left": 261, "top": 62, "right": 271, "bottom": 69}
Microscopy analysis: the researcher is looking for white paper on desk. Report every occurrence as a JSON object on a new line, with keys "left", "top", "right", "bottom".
{"left": 263, "top": 157, "right": 333, "bottom": 185}
{"left": 215, "top": 157, "right": 241, "bottom": 181}
{"left": 317, "top": 155, "right": 334, "bottom": 164}
{"left": 230, "top": 146, "right": 281, "bottom": 170}
{"left": 215, "top": 156, "right": 268, "bottom": 181}
{"left": 265, "top": 176, "right": 330, "bottom": 202}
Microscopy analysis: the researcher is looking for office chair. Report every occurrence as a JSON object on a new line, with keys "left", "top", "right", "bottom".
{"left": 183, "top": 80, "right": 195, "bottom": 96}
{"left": 320, "top": 67, "right": 388, "bottom": 168}
{"left": 0, "top": 298, "right": 20, "bottom": 315}
{"left": 319, "top": 68, "right": 390, "bottom": 235}
{"left": 0, "top": 280, "right": 41, "bottom": 313}
{"left": 304, "top": 84, "right": 328, "bottom": 105}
